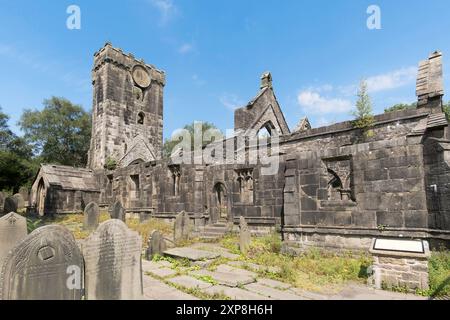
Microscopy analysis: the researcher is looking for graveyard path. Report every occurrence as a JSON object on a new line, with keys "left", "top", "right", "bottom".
{"left": 140, "top": 244, "right": 428, "bottom": 301}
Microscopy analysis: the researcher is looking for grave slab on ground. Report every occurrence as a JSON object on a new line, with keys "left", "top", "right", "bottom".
{"left": 244, "top": 283, "right": 306, "bottom": 300}
{"left": 257, "top": 278, "right": 292, "bottom": 290}
{"left": 148, "top": 267, "right": 178, "bottom": 278}
{"left": 191, "top": 269, "right": 256, "bottom": 287}
{"left": 168, "top": 275, "right": 213, "bottom": 290}
{"left": 204, "top": 285, "right": 270, "bottom": 300}
{"left": 164, "top": 247, "right": 220, "bottom": 261}
{"left": 143, "top": 276, "right": 199, "bottom": 300}
{"left": 142, "top": 260, "right": 173, "bottom": 272}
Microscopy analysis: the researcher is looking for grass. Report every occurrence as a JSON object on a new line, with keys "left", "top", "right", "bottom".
{"left": 126, "top": 218, "right": 172, "bottom": 246}
{"left": 220, "top": 232, "right": 372, "bottom": 293}
{"left": 428, "top": 250, "right": 450, "bottom": 298}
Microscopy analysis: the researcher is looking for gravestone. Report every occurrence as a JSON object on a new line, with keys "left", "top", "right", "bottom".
{"left": 0, "top": 225, "right": 83, "bottom": 300}
{"left": 110, "top": 200, "right": 125, "bottom": 221}
{"left": 145, "top": 230, "right": 167, "bottom": 260}
{"left": 0, "top": 212, "right": 27, "bottom": 264}
{"left": 3, "top": 196, "right": 18, "bottom": 214}
{"left": 239, "top": 216, "right": 251, "bottom": 254}
{"left": 82, "top": 219, "right": 143, "bottom": 300}
{"left": 174, "top": 211, "right": 190, "bottom": 243}
{"left": 19, "top": 187, "right": 29, "bottom": 203}
{"left": 13, "top": 194, "right": 25, "bottom": 210}
{"left": 83, "top": 202, "right": 100, "bottom": 231}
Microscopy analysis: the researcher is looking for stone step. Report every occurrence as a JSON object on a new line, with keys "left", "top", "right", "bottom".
{"left": 201, "top": 232, "right": 226, "bottom": 238}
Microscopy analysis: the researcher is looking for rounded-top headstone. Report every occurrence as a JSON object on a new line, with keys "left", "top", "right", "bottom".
{"left": 146, "top": 230, "right": 167, "bottom": 260}
{"left": 110, "top": 200, "right": 125, "bottom": 221}
{"left": 0, "top": 225, "right": 84, "bottom": 300}
{"left": 3, "top": 196, "right": 18, "bottom": 214}
{"left": 18, "top": 187, "right": 29, "bottom": 202}
{"left": 13, "top": 194, "right": 25, "bottom": 210}
{"left": 0, "top": 212, "right": 27, "bottom": 264}
{"left": 82, "top": 219, "right": 143, "bottom": 300}
{"left": 83, "top": 202, "right": 100, "bottom": 231}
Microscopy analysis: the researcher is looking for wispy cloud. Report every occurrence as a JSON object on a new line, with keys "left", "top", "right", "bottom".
{"left": 220, "top": 93, "right": 244, "bottom": 111}
{"left": 298, "top": 66, "right": 418, "bottom": 116}
{"left": 148, "top": 0, "right": 178, "bottom": 26}
{"left": 178, "top": 43, "right": 194, "bottom": 54}
{"left": 297, "top": 89, "right": 353, "bottom": 114}
{"left": 339, "top": 66, "right": 417, "bottom": 96}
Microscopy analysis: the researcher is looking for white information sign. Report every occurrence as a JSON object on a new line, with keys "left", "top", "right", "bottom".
{"left": 373, "top": 238, "right": 424, "bottom": 253}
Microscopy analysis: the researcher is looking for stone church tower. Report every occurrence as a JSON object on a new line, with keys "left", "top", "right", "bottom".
{"left": 87, "top": 43, "right": 165, "bottom": 170}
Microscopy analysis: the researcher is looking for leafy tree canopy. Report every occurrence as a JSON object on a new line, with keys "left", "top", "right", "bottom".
{"left": 19, "top": 97, "right": 91, "bottom": 167}
{"left": 0, "top": 107, "right": 37, "bottom": 192}
{"left": 163, "top": 121, "right": 222, "bottom": 158}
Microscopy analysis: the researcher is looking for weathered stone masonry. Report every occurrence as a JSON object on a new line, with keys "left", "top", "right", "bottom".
{"left": 30, "top": 45, "right": 450, "bottom": 252}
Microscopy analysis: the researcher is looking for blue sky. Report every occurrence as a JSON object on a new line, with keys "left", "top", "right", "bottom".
{"left": 0, "top": 0, "right": 449, "bottom": 140}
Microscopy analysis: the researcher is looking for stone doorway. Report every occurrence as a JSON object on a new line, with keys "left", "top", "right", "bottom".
{"left": 36, "top": 178, "right": 46, "bottom": 216}
{"left": 213, "top": 183, "right": 230, "bottom": 223}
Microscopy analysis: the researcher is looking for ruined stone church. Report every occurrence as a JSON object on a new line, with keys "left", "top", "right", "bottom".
{"left": 30, "top": 43, "right": 450, "bottom": 251}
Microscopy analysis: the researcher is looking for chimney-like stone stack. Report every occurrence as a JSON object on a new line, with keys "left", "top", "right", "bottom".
{"left": 416, "top": 51, "right": 444, "bottom": 110}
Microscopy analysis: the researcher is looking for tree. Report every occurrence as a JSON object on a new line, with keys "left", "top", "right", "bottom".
{"left": 384, "top": 102, "right": 417, "bottom": 113}
{"left": 163, "top": 121, "right": 222, "bottom": 158}
{"left": 0, "top": 107, "right": 37, "bottom": 192}
{"left": 19, "top": 97, "right": 91, "bottom": 167}
{"left": 352, "top": 80, "right": 375, "bottom": 136}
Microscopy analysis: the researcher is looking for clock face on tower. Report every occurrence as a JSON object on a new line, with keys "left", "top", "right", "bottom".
{"left": 132, "top": 65, "right": 151, "bottom": 88}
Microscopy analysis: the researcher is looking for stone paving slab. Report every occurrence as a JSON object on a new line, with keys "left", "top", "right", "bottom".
{"left": 191, "top": 269, "right": 256, "bottom": 287}
{"left": 215, "top": 264, "right": 258, "bottom": 278}
{"left": 228, "top": 261, "right": 281, "bottom": 274}
{"left": 204, "top": 285, "right": 270, "bottom": 300}
{"left": 190, "top": 243, "right": 241, "bottom": 260}
{"left": 164, "top": 247, "right": 220, "bottom": 261}
{"left": 328, "top": 284, "right": 428, "bottom": 300}
{"left": 244, "top": 283, "right": 306, "bottom": 300}
{"left": 257, "top": 278, "right": 292, "bottom": 290}
{"left": 148, "top": 267, "right": 178, "bottom": 278}
{"left": 168, "top": 275, "right": 214, "bottom": 290}
{"left": 142, "top": 260, "right": 173, "bottom": 272}
{"left": 143, "top": 276, "right": 199, "bottom": 300}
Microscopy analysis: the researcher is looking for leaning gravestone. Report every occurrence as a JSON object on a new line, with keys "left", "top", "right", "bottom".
{"left": 174, "top": 211, "right": 190, "bottom": 244}
{"left": 145, "top": 230, "right": 167, "bottom": 260}
{"left": 82, "top": 219, "right": 143, "bottom": 300}
{"left": 0, "top": 212, "right": 27, "bottom": 264}
{"left": 83, "top": 202, "right": 100, "bottom": 231}
{"left": 239, "top": 216, "right": 251, "bottom": 255}
{"left": 0, "top": 225, "right": 84, "bottom": 300}
{"left": 18, "top": 187, "right": 29, "bottom": 203}
{"left": 110, "top": 200, "right": 125, "bottom": 221}
{"left": 13, "top": 194, "right": 25, "bottom": 211}
{"left": 3, "top": 196, "right": 18, "bottom": 214}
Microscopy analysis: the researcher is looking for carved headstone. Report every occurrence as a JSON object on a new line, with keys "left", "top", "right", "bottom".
{"left": 145, "top": 230, "right": 167, "bottom": 260}
{"left": 83, "top": 202, "right": 100, "bottom": 231}
{"left": 3, "top": 196, "right": 18, "bottom": 214}
{"left": 18, "top": 187, "right": 29, "bottom": 202}
{"left": 0, "top": 212, "right": 27, "bottom": 264}
{"left": 13, "top": 194, "right": 25, "bottom": 210}
{"left": 0, "top": 225, "right": 83, "bottom": 300}
{"left": 82, "top": 219, "right": 143, "bottom": 300}
{"left": 174, "top": 211, "right": 190, "bottom": 243}
{"left": 239, "top": 216, "right": 251, "bottom": 254}
{"left": 110, "top": 200, "right": 125, "bottom": 221}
